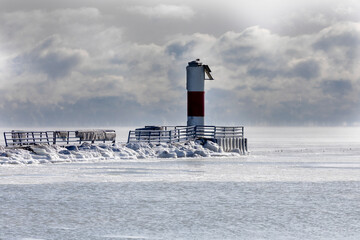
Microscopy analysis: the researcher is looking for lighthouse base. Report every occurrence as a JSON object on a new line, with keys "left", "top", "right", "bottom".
{"left": 187, "top": 116, "right": 204, "bottom": 126}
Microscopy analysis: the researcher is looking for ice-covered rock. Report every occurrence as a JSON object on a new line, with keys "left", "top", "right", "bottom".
{"left": 66, "top": 145, "right": 78, "bottom": 151}
{"left": 59, "top": 149, "right": 71, "bottom": 155}
{"left": 194, "top": 149, "right": 209, "bottom": 157}
{"left": 204, "top": 140, "right": 220, "bottom": 152}
{"left": 158, "top": 150, "right": 177, "bottom": 158}
{"left": 126, "top": 142, "right": 141, "bottom": 151}
{"left": 31, "top": 147, "right": 49, "bottom": 155}
{"left": 0, "top": 140, "right": 241, "bottom": 164}
{"left": 175, "top": 149, "right": 186, "bottom": 158}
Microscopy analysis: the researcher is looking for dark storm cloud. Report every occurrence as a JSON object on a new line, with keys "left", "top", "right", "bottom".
{"left": 292, "top": 59, "right": 320, "bottom": 80}
{"left": 314, "top": 31, "right": 360, "bottom": 51}
{"left": 321, "top": 79, "right": 353, "bottom": 96}
{"left": 165, "top": 42, "right": 195, "bottom": 58}
{"left": 17, "top": 36, "right": 88, "bottom": 79}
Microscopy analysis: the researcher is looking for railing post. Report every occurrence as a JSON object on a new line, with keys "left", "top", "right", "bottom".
{"left": 4, "top": 132, "right": 8, "bottom": 147}
{"left": 45, "top": 132, "right": 50, "bottom": 145}
{"left": 17, "top": 132, "right": 21, "bottom": 145}
{"left": 17, "top": 133, "right": 20, "bottom": 145}
{"left": 53, "top": 132, "right": 57, "bottom": 145}
{"left": 32, "top": 132, "right": 35, "bottom": 144}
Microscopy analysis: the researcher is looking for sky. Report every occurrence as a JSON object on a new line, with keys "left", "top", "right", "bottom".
{"left": 0, "top": 0, "right": 360, "bottom": 127}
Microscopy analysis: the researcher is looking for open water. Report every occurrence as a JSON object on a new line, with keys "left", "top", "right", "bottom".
{"left": 1, "top": 127, "right": 360, "bottom": 239}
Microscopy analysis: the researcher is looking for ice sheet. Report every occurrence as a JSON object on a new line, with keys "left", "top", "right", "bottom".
{"left": 1, "top": 127, "right": 360, "bottom": 239}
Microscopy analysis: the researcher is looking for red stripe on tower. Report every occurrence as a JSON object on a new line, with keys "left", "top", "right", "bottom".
{"left": 187, "top": 91, "right": 204, "bottom": 117}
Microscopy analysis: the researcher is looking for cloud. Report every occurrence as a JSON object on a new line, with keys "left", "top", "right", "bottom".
{"left": 192, "top": 24, "right": 360, "bottom": 125}
{"left": 128, "top": 4, "right": 195, "bottom": 20}
{"left": 1, "top": 5, "right": 360, "bottom": 126}
{"left": 16, "top": 35, "right": 88, "bottom": 79}
{"left": 0, "top": 95, "right": 185, "bottom": 127}
{"left": 165, "top": 41, "right": 195, "bottom": 58}
{"left": 313, "top": 22, "right": 360, "bottom": 68}
{"left": 292, "top": 59, "right": 320, "bottom": 80}
{"left": 321, "top": 79, "right": 353, "bottom": 96}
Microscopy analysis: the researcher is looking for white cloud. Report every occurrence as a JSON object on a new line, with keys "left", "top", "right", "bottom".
{"left": 128, "top": 4, "right": 195, "bottom": 20}
{"left": 1, "top": 4, "right": 360, "bottom": 126}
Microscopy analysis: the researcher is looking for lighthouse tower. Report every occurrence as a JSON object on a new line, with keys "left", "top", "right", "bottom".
{"left": 186, "top": 59, "right": 213, "bottom": 126}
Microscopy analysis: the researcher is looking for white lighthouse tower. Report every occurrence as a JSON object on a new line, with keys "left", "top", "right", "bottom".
{"left": 186, "top": 59, "right": 213, "bottom": 126}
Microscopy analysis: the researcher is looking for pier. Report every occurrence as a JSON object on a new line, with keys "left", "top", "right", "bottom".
{"left": 2, "top": 59, "right": 248, "bottom": 154}
{"left": 128, "top": 125, "right": 248, "bottom": 153}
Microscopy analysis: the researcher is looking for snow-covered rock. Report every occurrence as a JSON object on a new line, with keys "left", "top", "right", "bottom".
{"left": 0, "top": 140, "right": 242, "bottom": 164}
{"left": 204, "top": 140, "right": 220, "bottom": 152}
{"left": 158, "top": 150, "right": 177, "bottom": 158}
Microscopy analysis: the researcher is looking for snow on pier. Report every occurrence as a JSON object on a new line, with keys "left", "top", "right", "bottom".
{"left": 128, "top": 125, "right": 248, "bottom": 153}
{"left": 0, "top": 140, "right": 242, "bottom": 164}
{"left": 0, "top": 126, "right": 248, "bottom": 164}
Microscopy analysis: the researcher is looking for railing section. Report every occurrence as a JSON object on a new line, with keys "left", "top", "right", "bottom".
{"left": 127, "top": 126, "right": 196, "bottom": 144}
{"left": 3, "top": 130, "right": 116, "bottom": 147}
{"left": 3, "top": 127, "right": 244, "bottom": 146}
{"left": 4, "top": 131, "right": 51, "bottom": 147}
{"left": 127, "top": 125, "right": 244, "bottom": 143}
{"left": 195, "top": 126, "right": 244, "bottom": 139}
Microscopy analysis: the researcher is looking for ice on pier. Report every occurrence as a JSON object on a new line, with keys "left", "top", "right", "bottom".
{"left": 0, "top": 140, "right": 240, "bottom": 164}
{"left": 75, "top": 130, "right": 116, "bottom": 141}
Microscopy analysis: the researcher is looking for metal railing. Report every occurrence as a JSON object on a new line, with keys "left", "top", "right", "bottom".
{"left": 127, "top": 126, "right": 196, "bottom": 144}
{"left": 127, "top": 125, "right": 244, "bottom": 143}
{"left": 3, "top": 130, "right": 116, "bottom": 147}
{"left": 195, "top": 126, "right": 244, "bottom": 139}
{"left": 3, "top": 126, "right": 245, "bottom": 146}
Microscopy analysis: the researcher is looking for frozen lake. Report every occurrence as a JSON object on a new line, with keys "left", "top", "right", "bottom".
{"left": 1, "top": 127, "right": 360, "bottom": 239}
